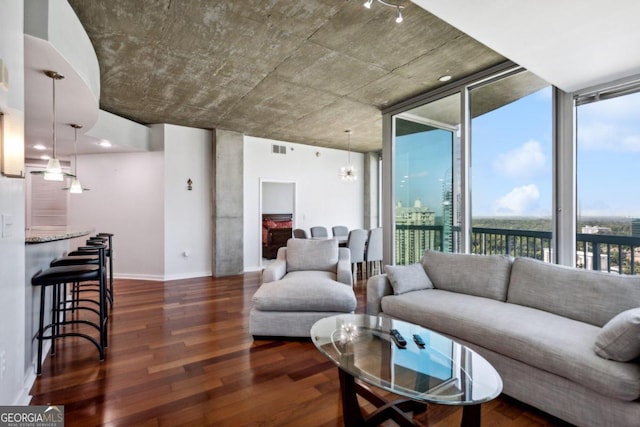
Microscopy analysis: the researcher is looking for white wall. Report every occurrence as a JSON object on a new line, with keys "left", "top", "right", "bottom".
{"left": 244, "top": 135, "right": 364, "bottom": 271}
{"left": 0, "top": 0, "right": 28, "bottom": 405}
{"left": 262, "top": 182, "right": 294, "bottom": 213}
{"left": 69, "top": 151, "right": 165, "bottom": 279}
{"left": 161, "top": 124, "right": 212, "bottom": 279}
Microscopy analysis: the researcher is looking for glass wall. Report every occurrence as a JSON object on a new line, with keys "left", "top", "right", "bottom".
{"left": 384, "top": 63, "right": 639, "bottom": 274}
{"left": 469, "top": 71, "right": 552, "bottom": 260}
{"left": 392, "top": 94, "right": 460, "bottom": 265}
{"left": 576, "top": 88, "right": 640, "bottom": 274}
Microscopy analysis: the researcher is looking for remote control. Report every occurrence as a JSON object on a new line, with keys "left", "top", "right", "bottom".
{"left": 413, "top": 334, "right": 425, "bottom": 348}
{"left": 390, "top": 329, "right": 407, "bottom": 349}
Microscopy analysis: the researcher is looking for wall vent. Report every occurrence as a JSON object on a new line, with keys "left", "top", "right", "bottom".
{"left": 271, "top": 144, "right": 287, "bottom": 155}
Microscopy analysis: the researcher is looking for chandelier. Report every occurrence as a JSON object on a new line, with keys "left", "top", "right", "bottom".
{"left": 363, "top": 0, "right": 405, "bottom": 23}
{"left": 339, "top": 130, "right": 357, "bottom": 182}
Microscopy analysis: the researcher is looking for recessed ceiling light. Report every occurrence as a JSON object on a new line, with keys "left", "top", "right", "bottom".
{"left": 34, "top": 144, "right": 47, "bottom": 150}
{"left": 438, "top": 75, "right": 452, "bottom": 82}
{"left": 40, "top": 155, "right": 50, "bottom": 160}
{"left": 99, "top": 140, "right": 112, "bottom": 148}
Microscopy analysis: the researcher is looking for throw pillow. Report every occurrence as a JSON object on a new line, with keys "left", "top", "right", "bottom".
{"left": 594, "top": 308, "right": 640, "bottom": 362}
{"left": 385, "top": 263, "right": 433, "bottom": 295}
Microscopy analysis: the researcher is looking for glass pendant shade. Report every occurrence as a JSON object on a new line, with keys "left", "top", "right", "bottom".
{"left": 69, "top": 177, "right": 83, "bottom": 193}
{"left": 43, "top": 158, "right": 63, "bottom": 181}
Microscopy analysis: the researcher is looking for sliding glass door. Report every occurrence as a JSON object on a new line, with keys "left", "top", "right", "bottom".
{"left": 392, "top": 93, "right": 460, "bottom": 265}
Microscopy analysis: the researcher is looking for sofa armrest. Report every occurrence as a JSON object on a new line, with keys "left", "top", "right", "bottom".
{"left": 366, "top": 274, "right": 393, "bottom": 315}
{"left": 262, "top": 248, "right": 287, "bottom": 283}
{"left": 337, "top": 247, "right": 353, "bottom": 287}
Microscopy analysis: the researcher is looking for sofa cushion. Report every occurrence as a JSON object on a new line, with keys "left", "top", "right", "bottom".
{"left": 252, "top": 271, "right": 356, "bottom": 312}
{"left": 507, "top": 257, "right": 640, "bottom": 327}
{"left": 595, "top": 308, "right": 640, "bottom": 362}
{"left": 420, "top": 251, "right": 512, "bottom": 301}
{"left": 385, "top": 263, "right": 433, "bottom": 295}
{"left": 286, "top": 238, "right": 338, "bottom": 273}
{"left": 381, "top": 289, "right": 640, "bottom": 401}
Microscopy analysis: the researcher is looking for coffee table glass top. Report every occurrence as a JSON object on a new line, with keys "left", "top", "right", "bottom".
{"left": 311, "top": 314, "right": 503, "bottom": 406}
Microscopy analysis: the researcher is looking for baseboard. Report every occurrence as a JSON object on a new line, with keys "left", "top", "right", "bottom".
{"left": 113, "top": 273, "right": 165, "bottom": 281}
{"left": 163, "top": 272, "right": 213, "bottom": 281}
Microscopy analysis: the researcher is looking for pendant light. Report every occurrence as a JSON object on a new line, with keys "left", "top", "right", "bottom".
{"left": 339, "top": 130, "right": 357, "bottom": 182}
{"left": 65, "top": 124, "right": 89, "bottom": 193}
{"left": 31, "top": 70, "right": 74, "bottom": 181}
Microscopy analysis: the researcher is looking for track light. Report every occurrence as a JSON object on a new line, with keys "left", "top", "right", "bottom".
{"left": 395, "top": 7, "right": 403, "bottom": 23}
{"left": 363, "top": 0, "right": 405, "bottom": 23}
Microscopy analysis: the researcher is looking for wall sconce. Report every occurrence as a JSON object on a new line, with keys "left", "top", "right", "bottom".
{"left": 0, "top": 110, "right": 25, "bottom": 178}
{"left": 187, "top": 178, "right": 193, "bottom": 191}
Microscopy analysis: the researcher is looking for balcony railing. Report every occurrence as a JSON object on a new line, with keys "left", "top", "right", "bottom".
{"left": 395, "top": 225, "right": 640, "bottom": 275}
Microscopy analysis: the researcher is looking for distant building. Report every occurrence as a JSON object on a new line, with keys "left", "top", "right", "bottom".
{"left": 581, "top": 225, "right": 612, "bottom": 234}
{"left": 442, "top": 169, "right": 454, "bottom": 253}
{"left": 632, "top": 218, "right": 640, "bottom": 237}
{"left": 395, "top": 200, "right": 436, "bottom": 264}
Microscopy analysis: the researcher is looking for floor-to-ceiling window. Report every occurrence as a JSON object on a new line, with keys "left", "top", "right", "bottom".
{"left": 392, "top": 93, "right": 460, "bottom": 265}
{"left": 384, "top": 63, "right": 639, "bottom": 275}
{"left": 576, "top": 86, "right": 640, "bottom": 274}
{"left": 469, "top": 70, "right": 552, "bottom": 260}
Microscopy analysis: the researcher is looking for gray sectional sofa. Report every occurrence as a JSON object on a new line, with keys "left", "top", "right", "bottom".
{"left": 367, "top": 250, "right": 640, "bottom": 427}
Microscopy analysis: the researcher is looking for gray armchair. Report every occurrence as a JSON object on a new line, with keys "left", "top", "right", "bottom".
{"left": 250, "top": 238, "right": 356, "bottom": 337}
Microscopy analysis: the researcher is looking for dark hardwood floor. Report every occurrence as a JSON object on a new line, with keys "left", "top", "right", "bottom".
{"left": 30, "top": 272, "right": 572, "bottom": 426}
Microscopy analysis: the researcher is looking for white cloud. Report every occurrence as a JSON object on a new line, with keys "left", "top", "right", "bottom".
{"left": 578, "top": 92, "right": 640, "bottom": 152}
{"left": 495, "top": 184, "right": 540, "bottom": 215}
{"left": 493, "top": 139, "right": 546, "bottom": 178}
{"left": 579, "top": 122, "right": 640, "bottom": 152}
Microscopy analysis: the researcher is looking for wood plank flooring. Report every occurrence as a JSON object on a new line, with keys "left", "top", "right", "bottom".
{"left": 30, "top": 272, "right": 573, "bottom": 426}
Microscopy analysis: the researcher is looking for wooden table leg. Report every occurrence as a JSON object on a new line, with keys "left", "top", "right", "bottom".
{"left": 338, "top": 368, "right": 365, "bottom": 426}
{"left": 461, "top": 404, "right": 481, "bottom": 427}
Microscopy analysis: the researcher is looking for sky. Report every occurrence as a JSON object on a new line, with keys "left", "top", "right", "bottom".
{"left": 396, "top": 87, "right": 640, "bottom": 219}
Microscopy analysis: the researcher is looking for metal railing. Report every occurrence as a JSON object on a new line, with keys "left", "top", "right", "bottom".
{"left": 395, "top": 225, "right": 640, "bottom": 275}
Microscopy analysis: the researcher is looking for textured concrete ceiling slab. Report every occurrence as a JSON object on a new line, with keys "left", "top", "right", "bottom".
{"left": 68, "top": 0, "right": 507, "bottom": 152}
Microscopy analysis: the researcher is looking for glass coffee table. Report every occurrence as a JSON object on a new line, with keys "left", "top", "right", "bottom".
{"left": 310, "top": 314, "right": 503, "bottom": 427}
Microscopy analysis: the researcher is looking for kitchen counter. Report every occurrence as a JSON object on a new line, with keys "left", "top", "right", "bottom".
{"left": 25, "top": 226, "right": 93, "bottom": 244}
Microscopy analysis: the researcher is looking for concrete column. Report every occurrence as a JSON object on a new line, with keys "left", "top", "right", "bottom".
{"left": 211, "top": 129, "right": 243, "bottom": 276}
{"left": 363, "top": 152, "right": 380, "bottom": 230}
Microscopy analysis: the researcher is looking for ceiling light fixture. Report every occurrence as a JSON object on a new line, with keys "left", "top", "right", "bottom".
{"left": 363, "top": 0, "right": 405, "bottom": 23}
{"left": 31, "top": 70, "right": 74, "bottom": 182}
{"left": 339, "top": 130, "right": 357, "bottom": 182}
{"left": 438, "top": 75, "right": 452, "bottom": 82}
{"left": 34, "top": 144, "right": 46, "bottom": 150}
{"left": 64, "top": 124, "right": 89, "bottom": 194}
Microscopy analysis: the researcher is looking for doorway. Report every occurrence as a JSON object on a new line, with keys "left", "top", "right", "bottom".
{"left": 260, "top": 179, "right": 296, "bottom": 268}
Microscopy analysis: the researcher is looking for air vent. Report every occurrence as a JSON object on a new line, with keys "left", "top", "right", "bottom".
{"left": 271, "top": 144, "right": 287, "bottom": 155}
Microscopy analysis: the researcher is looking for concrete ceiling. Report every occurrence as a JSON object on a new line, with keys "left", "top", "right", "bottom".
{"left": 66, "top": 0, "right": 507, "bottom": 153}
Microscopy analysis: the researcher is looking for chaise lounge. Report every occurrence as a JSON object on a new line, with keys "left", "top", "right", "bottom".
{"left": 250, "top": 238, "right": 357, "bottom": 338}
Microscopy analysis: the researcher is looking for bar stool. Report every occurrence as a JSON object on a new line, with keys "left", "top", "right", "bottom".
{"left": 71, "top": 241, "right": 113, "bottom": 306}
{"left": 31, "top": 256, "right": 107, "bottom": 375}
{"left": 50, "top": 254, "right": 100, "bottom": 315}
{"left": 86, "top": 233, "right": 114, "bottom": 305}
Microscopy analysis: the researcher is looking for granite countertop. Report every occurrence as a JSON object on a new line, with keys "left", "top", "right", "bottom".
{"left": 25, "top": 226, "right": 93, "bottom": 244}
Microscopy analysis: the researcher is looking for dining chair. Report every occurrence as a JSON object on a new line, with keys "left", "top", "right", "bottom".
{"left": 310, "top": 226, "right": 328, "bottom": 238}
{"left": 332, "top": 225, "right": 348, "bottom": 237}
{"left": 347, "top": 229, "right": 367, "bottom": 282}
{"left": 293, "top": 228, "right": 308, "bottom": 239}
{"left": 365, "top": 227, "right": 383, "bottom": 277}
